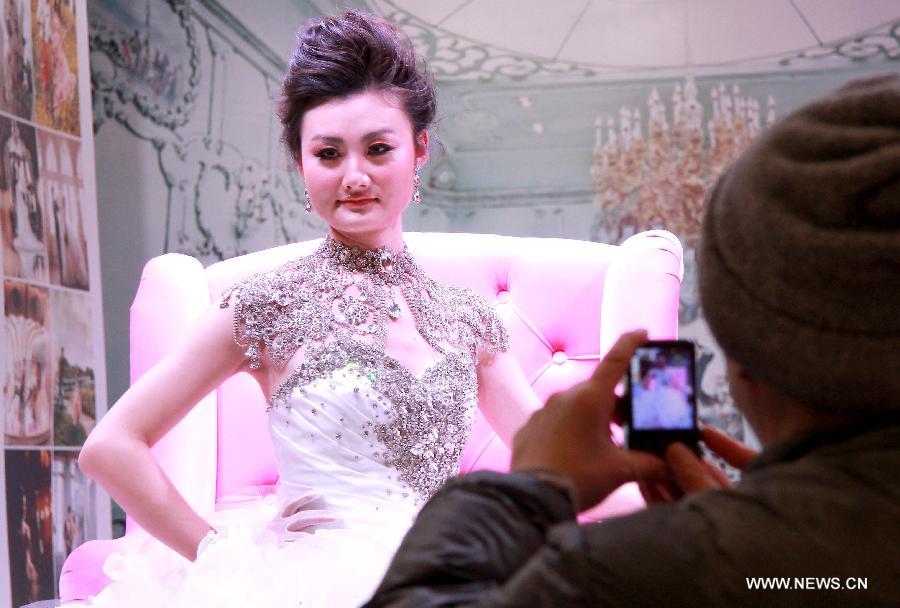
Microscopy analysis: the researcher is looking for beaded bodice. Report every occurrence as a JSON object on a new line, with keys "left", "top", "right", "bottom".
{"left": 220, "top": 237, "right": 508, "bottom": 501}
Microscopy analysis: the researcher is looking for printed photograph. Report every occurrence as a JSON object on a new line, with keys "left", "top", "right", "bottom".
{"left": 38, "top": 128, "right": 89, "bottom": 289}
{"left": 3, "top": 280, "right": 52, "bottom": 445}
{"left": 50, "top": 288, "right": 96, "bottom": 445}
{"left": 5, "top": 448, "right": 55, "bottom": 607}
{"left": 1, "top": 116, "right": 49, "bottom": 282}
{"left": 0, "top": 0, "right": 34, "bottom": 119}
{"left": 52, "top": 450, "right": 97, "bottom": 585}
{"left": 31, "top": 0, "right": 79, "bottom": 134}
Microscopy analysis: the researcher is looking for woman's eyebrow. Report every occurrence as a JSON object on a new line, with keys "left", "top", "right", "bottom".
{"left": 309, "top": 135, "right": 343, "bottom": 144}
{"left": 362, "top": 128, "right": 396, "bottom": 140}
{"left": 308, "top": 129, "right": 396, "bottom": 144}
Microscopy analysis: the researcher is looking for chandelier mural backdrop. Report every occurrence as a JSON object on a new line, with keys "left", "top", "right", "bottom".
{"left": 591, "top": 78, "right": 777, "bottom": 441}
{"left": 591, "top": 78, "right": 775, "bottom": 252}
{"left": 0, "top": 0, "right": 891, "bottom": 602}
{"left": 85, "top": 0, "right": 899, "bottom": 459}
{"left": 68, "top": 4, "right": 900, "bottom": 597}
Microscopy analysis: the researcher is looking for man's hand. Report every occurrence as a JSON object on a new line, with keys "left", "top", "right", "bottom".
{"left": 642, "top": 426, "right": 758, "bottom": 502}
{"left": 510, "top": 330, "right": 669, "bottom": 510}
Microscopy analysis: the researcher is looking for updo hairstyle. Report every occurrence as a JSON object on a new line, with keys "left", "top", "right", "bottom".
{"left": 278, "top": 10, "right": 437, "bottom": 162}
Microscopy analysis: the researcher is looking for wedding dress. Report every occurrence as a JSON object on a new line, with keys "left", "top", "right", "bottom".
{"left": 79, "top": 237, "right": 507, "bottom": 607}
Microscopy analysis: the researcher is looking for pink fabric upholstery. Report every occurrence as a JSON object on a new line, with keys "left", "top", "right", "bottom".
{"left": 59, "top": 231, "right": 682, "bottom": 603}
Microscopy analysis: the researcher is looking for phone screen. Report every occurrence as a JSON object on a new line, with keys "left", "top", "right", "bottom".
{"left": 629, "top": 342, "right": 697, "bottom": 432}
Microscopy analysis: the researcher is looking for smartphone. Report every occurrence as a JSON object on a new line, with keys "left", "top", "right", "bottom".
{"left": 625, "top": 340, "right": 700, "bottom": 456}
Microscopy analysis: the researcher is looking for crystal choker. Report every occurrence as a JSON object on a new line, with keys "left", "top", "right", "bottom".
{"left": 320, "top": 236, "right": 413, "bottom": 285}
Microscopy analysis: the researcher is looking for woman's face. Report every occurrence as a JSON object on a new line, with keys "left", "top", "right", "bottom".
{"left": 298, "top": 89, "right": 427, "bottom": 249}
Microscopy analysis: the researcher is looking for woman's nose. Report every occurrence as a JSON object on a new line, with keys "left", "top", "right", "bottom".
{"left": 342, "top": 157, "right": 370, "bottom": 193}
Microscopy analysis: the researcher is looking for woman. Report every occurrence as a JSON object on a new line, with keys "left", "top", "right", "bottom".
{"left": 78, "top": 10, "right": 540, "bottom": 606}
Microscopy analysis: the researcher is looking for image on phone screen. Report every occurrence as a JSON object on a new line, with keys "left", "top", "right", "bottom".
{"left": 629, "top": 345, "right": 696, "bottom": 431}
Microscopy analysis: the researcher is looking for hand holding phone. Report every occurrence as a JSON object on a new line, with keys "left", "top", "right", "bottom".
{"left": 511, "top": 330, "right": 674, "bottom": 509}
{"left": 625, "top": 340, "right": 701, "bottom": 457}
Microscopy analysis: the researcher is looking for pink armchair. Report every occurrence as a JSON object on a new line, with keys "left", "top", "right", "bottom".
{"left": 59, "top": 230, "right": 683, "bottom": 603}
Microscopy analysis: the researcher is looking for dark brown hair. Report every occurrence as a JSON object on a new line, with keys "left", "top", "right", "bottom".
{"left": 278, "top": 10, "right": 436, "bottom": 162}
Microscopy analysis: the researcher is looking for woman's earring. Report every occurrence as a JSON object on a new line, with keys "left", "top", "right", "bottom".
{"left": 412, "top": 167, "right": 421, "bottom": 204}
{"left": 304, "top": 188, "right": 312, "bottom": 214}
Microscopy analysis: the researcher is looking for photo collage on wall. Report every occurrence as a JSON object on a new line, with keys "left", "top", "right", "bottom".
{"left": 1, "top": 0, "right": 97, "bottom": 605}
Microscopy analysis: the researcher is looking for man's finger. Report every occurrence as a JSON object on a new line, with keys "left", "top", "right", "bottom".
{"left": 626, "top": 450, "right": 670, "bottom": 484}
{"left": 701, "top": 426, "right": 757, "bottom": 470}
{"left": 591, "top": 329, "right": 648, "bottom": 394}
{"left": 639, "top": 480, "right": 676, "bottom": 505}
{"left": 703, "top": 459, "right": 733, "bottom": 488}
{"left": 611, "top": 396, "right": 626, "bottom": 427}
{"left": 666, "top": 442, "right": 722, "bottom": 494}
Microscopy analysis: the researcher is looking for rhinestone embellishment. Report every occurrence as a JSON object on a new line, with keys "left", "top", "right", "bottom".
{"left": 219, "top": 236, "right": 510, "bottom": 501}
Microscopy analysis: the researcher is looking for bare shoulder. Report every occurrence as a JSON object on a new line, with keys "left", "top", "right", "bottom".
{"left": 139, "top": 298, "right": 249, "bottom": 400}
{"left": 182, "top": 297, "right": 247, "bottom": 368}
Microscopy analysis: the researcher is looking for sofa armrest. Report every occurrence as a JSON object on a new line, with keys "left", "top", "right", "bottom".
{"left": 600, "top": 229, "right": 683, "bottom": 354}
{"left": 586, "top": 230, "right": 683, "bottom": 519}
{"left": 58, "top": 533, "right": 146, "bottom": 604}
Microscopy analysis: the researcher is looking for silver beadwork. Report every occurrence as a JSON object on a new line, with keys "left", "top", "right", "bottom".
{"left": 304, "top": 188, "right": 312, "bottom": 213}
{"left": 219, "top": 236, "right": 509, "bottom": 501}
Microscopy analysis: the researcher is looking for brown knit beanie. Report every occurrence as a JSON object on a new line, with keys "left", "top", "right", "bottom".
{"left": 699, "top": 74, "right": 900, "bottom": 413}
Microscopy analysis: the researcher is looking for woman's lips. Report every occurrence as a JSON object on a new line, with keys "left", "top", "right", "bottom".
{"left": 339, "top": 197, "right": 377, "bottom": 206}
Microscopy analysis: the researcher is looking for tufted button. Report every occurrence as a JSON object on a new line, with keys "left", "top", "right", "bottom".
{"left": 496, "top": 290, "right": 510, "bottom": 304}
{"left": 552, "top": 351, "right": 567, "bottom": 365}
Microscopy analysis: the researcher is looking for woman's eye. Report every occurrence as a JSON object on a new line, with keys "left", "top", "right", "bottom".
{"left": 369, "top": 143, "right": 393, "bottom": 155}
{"left": 315, "top": 148, "right": 340, "bottom": 160}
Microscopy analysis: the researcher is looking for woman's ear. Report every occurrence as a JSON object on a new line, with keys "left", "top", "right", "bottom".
{"left": 296, "top": 157, "right": 304, "bottom": 177}
{"left": 415, "top": 131, "right": 429, "bottom": 167}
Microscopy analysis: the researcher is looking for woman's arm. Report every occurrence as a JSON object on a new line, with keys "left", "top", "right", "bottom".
{"left": 476, "top": 349, "right": 542, "bottom": 447}
{"left": 79, "top": 302, "right": 247, "bottom": 560}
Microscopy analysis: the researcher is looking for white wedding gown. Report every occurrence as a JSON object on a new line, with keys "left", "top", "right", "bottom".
{"left": 80, "top": 239, "right": 506, "bottom": 608}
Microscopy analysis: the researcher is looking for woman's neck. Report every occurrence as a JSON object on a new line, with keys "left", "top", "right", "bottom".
{"left": 328, "top": 226, "right": 405, "bottom": 252}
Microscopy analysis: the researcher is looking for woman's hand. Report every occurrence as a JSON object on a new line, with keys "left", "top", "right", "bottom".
{"left": 510, "top": 330, "right": 670, "bottom": 510}
{"left": 264, "top": 489, "right": 342, "bottom": 546}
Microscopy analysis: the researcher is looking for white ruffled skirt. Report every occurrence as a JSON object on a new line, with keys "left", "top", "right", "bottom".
{"left": 74, "top": 492, "right": 413, "bottom": 608}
